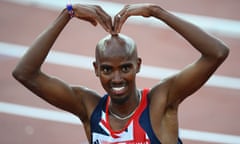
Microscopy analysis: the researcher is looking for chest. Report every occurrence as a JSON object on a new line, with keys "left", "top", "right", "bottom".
{"left": 91, "top": 110, "right": 154, "bottom": 143}
{"left": 90, "top": 94, "right": 163, "bottom": 144}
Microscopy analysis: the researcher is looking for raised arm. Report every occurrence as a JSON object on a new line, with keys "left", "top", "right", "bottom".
{"left": 113, "top": 4, "right": 229, "bottom": 107}
{"left": 12, "top": 4, "right": 112, "bottom": 121}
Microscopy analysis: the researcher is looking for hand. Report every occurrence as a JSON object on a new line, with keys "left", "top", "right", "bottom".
{"left": 113, "top": 3, "right": 161, "bottom": 34}
{"left": 73, "top": 4, "right": 113, "bottom": 33}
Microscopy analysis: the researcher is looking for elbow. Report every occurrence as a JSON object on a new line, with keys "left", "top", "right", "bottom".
{"left": 217, "top": 44, "right": 229, "bottom": 61}
{"left": 12, "top": 68, "right": 27, "bottom": 83}
{"left": 12, "top": 67, "right": 34, "bottom": 84}
{"left": 213, "top": 42, "right": 229, "bottom": 62}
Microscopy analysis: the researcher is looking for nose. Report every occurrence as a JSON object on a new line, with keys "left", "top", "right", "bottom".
{"left": 112, "top": 70, "right": 122, "bottom": 83}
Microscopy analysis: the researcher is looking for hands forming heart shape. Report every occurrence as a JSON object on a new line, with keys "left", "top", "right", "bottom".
{"left": 72, "top": 3, "right": 160, "bottom": 35}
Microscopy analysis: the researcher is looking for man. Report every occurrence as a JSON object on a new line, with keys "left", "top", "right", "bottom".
{"left": 12, "top": 3, "right": 229, "bottom": 144}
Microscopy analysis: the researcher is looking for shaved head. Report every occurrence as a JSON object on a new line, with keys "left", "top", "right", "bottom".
{"left": 93, "top": 34, "right": 142, "bottom": 104}
{"left": 95, "top": 34, "right": 138, "bottom": 62}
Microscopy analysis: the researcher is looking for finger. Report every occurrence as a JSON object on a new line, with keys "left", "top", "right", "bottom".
{"left": 113, "top": 14, "right": 121, "bottom": 34}
{"left": 96, "top": 15, "right": 112, "bottom": 33}
{"left": 113, "top": 12, "right": 127, "bottom": 34}
{"left": 72, "top": 4, "right": 98, "bottom": 26}
{"left": 95, "top": 6, "right": 113, "bottom": 33}
{"left": 82, "top": 17, "right": 98, "bottom": 26}
{"left": 113, "top": 4, "right": 132, "bottom": 34}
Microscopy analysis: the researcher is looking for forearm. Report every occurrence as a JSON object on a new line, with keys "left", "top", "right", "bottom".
{"left": 13, "top": 9, "right": 70, "bottom": 77}
{"left": 153, "top": 7, "right": 229, "bottom": 60}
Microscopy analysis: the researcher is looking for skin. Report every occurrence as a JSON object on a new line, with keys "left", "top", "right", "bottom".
{"left": 94, "top": 34, "right": 140, "bottom": 104}
{"left": 94, "top": 34, "right": 142, "bottom": 130}
{"left": 12, "top": 3, "right": 229, "bottom": 144}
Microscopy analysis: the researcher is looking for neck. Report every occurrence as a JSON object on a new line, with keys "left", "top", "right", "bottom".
{"left": 109, "top": 90, "right": 141, "bottom": 120}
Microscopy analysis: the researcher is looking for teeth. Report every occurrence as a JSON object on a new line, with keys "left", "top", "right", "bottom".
{"left": 112, "top": 87, "right": 124, "bottom": 91}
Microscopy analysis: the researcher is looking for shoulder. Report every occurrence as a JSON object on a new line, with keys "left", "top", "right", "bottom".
{"left": 72, "top": 86, "right": 102, "bottom": 122}
{"left": 148, "top": 77, "right": 173, "bottom": 104}
{"left": 147, "top": 77, "right": 177, "bottom": 116}
{"left": 147, "top": 80, "right": 180, "bottom": 141}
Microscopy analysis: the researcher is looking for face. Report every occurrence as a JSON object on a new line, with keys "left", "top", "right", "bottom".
{"left": 93, "top": 34, "right": 141, "bottom": 104}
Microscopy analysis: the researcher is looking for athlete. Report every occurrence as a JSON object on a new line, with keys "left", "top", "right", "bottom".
{"left": 12, "top": 3, "right": 229, "bottom": 144}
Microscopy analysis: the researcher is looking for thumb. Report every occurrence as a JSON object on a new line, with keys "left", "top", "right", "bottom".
{"left": 81, "top": 17, "right": 98, "bottom": 26}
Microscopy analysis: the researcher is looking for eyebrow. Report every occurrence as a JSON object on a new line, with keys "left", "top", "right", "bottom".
{"left": 120, "top": 63, "right": 133, "bottom": 67}
{"left": 99, "top": 62, "right": 133, "bottom": 68}
{"left": 100, "top": 64, "right": 112, "bottom": 68}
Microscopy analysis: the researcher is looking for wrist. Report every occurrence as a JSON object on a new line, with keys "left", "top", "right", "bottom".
{"left": 66, "top": 1, "right": 75, "bottom": 18}
{"left": 150, "top": 5, "right": 167, "bottom": 20}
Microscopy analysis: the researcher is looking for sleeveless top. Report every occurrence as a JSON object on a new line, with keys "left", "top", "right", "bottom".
{"left": 90, "top": 89, "right": 183, "bottom": 144}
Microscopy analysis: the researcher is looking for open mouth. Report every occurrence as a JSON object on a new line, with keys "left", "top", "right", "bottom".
{"left": 111, "top": 86, "right": 126, "bottom": 95}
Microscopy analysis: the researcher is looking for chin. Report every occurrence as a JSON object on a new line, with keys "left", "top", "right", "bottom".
{"left": 110, "top": 92, "right": 130, "bottom": 105}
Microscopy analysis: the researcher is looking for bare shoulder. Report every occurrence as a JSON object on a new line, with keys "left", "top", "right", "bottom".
{"left": 148, "top": 78, "right": 180, "bottom": 142}
{"left": 71, "top": 86, "right": 102, "bottom": 122}
{"left": 147, "top": 77, "right": 174, "bottom": 121}
{"left": 148, "top": 77, "right": 175, "bottom": 109}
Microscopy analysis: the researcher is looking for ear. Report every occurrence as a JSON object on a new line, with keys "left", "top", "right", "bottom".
{"left": 93, "top": 61, "right": 99, "bottom": 77}
{"left": 136, "top": 58, "right": 142, "bottom": 73}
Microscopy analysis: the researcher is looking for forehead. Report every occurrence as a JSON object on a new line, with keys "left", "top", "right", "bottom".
{"left": 101, "top": 43, "right": 133, "bottom": 59}
{"left": 98, "top": 48, "right": 136, "bottom": 67}
{"left": 96, "top": 34, "right": 137, "bottom": 62}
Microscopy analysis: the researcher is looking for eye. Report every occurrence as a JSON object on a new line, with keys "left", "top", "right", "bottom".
{"left": 101, "top": 65, "right": 112, "bottom": 74}
{"left": 121, "top": 64, "right": 132, "bottom": 73}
